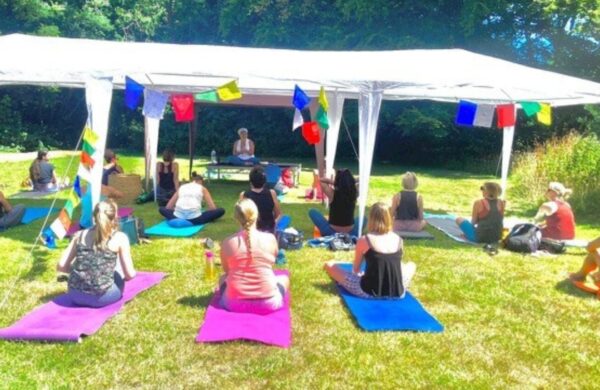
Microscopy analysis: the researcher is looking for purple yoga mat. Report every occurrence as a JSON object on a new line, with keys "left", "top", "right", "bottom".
{"left": 0, "top": 272, "right": 165, "bottom": 343}
{"left": 196, "top": 270, "right": 291, "bottom": 348}
{"left": 66, "top": 207, "right": 134, "bottom": 237}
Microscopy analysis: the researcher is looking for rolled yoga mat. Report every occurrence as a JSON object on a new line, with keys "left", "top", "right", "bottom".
{"left": 196, "top": 270, "right": 291, "bottom": 348}
{"left": 0, "top": 272, "right": 165, "bottom": 343}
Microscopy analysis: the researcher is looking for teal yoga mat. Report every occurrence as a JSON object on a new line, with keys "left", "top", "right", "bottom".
{"left": 144, "top": 220, "right": 205, "bottom": 237}
{"left": 21, "top": 207, "right": 60, "bottom": 224}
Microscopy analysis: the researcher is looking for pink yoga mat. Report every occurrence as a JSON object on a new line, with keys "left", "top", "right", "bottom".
{"left": 196, "top": 270, "right": 291, "bottom": 348}
{"left": 66, "top": 207, "right": 134, "bottom": 237}
{"left": 0, "top": 272, "right": 165, "bottom": 343}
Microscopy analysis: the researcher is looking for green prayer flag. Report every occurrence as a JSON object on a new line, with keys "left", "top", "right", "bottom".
{"left": 64, "top": 200, "right": 74, "bottom": 218}
{"left": 82, "top": 139, "right": 95, "bottom": 156}
{"left": 520, "top": 101, "right": 542, "bottom": 117}
{"left": 195, "top": 90, "right": 219, "bottom": 103}
{"left": 315, "top": 106, "right": 329, "bottom": 130}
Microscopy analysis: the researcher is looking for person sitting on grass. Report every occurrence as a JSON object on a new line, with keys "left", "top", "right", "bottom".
{"left": 308, "top": 168, "right": 361, "bottom": 237}
{"left": 0, "top": 191, "right": 26, "bottom": 230}
{"left": 390, "top": 171, "right": 426, "bottom": 232}
{"left": 102, "top": 149, "right": 124, "bottom": 186}
{"left": 240, "top": 166, "right": 283, "bottom": 234}
{"left": 534, "top": 181, "right": 575, "bottom": 240}
{"left": 218, "top": 198, "right": 289, "bottom": 314}
{"left": 57, "top": 200, "right": 136, "bottom": 308}
{"left": 156, "top": 149, "right": 180, "bottom": 207}
{"left": 324, "top": 202, "right": 416, "bottom": 298}
{"left": 227, "top": 127, "right": 260, "bottom": 166}
{"left": 455, "top": 182, "right": 505, "bottom": 243}
{"left": 159, "top": 172, "right": 225, "bottom": 225}
{"left": 570, "top": 236, "right": 600, "bottom": 286}
{"left": 29, "top": 150, "right": 58, "bottom": 191}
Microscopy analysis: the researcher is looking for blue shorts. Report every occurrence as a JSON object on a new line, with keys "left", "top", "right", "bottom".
{"left": 459, "top": 220, "right": 477, "bottom": 242}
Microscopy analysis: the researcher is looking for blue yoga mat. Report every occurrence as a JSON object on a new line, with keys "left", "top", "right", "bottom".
{"left": 21, "top": 207, "right": 60, "bottom": 225}
{"left": 336, "top": 264, "right": 444, "bottom": 332}
{"left": 144, "top": 221, "right": 205, "bottom": 237}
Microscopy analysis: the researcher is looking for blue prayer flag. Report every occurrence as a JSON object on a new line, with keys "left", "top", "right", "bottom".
{"left": 455, "top": 100, "right": 477, "bottom": 126}
{"left": 292, "top": 85, "right": 311, "bottom": 110}
{"left": 73, "top": 176, "right": 82, "bottom": 198}
{"left": 125, "top": 76, "right": 144, "bottom": 110}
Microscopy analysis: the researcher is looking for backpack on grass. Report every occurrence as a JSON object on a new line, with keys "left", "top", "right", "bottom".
{"left": 502, "top": 223, "right": 541, "bottom": 253}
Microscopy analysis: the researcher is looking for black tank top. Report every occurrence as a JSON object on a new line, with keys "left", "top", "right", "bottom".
{"left": 244, "top": 189, "right": 275, "bottom": 232}
{"left": 329, "top": 191, "right": 356, "bottom": 227}
{"left": 158, "top": 162, "right": 175, "bottom": 191}
{"left": 359, "top": 235, "right": 404, "bottom": 297}
{"left": 476, "top": 198, "right": 504, "bottom": 243}
{"left": 395, "top": 191, "right": 419, "bottom": 220}
{"left": 102, "top": 165, "right": 119, "bottom": 186}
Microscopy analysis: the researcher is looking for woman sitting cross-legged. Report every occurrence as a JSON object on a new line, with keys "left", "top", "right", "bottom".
{"left": 534, "top": 181, "right": 575, "bottom": 240}
{"left": 240, "top": 166, "right": 283, "bottom": 234}
{"left": 0, "top": 191, "right": 26, "bottom": 230}
{"left": 308, "top": 168, "right": 361, "bottom": 237}
{"left": 455, "top": 182, "right": 505, "bottom": 244}
{"left": 57, "top": 200, "right": 136, "bottom": 308}
{"left": 390, "top": 171, "right": 426, "bottom": 232}
{"left": 324, "top": 202, "right": 416, "bottom": 298}
{"left": 29, "top": 150, "right": 58, "bottom": 191}
{"left": 227, "top": 127, "right": 260, "bottom": 166}
{"left": 156, "top": 149, "right": 180, "bottom": 207}
{"left": 218, "top": 199, "right": 290, "bottom": 314}
{"left": 159, "top": 172, "right": 225, "bottom": 225}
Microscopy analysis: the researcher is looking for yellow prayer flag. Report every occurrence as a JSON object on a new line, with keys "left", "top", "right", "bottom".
{"left": 318, "top": 86, "right": 329, "bottom": 111}
{"left": 83, "top": 127, "right": 99, "bottom": 145}
{"left": 68, "top": 191, "right": 80, "bottom": 209}
{"left": 536, "top": 103, "right": 552, "bottom": 125}
{"left": 216, "top": 80, "right": 242, "bottom": 101}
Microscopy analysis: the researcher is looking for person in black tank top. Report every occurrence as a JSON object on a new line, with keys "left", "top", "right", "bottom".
{"left": 390, "top": 172, "right": 426, "bottom": 232}
{"left": 324, "top": 202, "right": 416, "bottom": 298}
{"left": 308, "top": 168, "right": 360, "bottom": 237}
{"left": 240, "top": 166, "right": 282, "bottom": 233}
{"left": 156, "top": 149, "right": 180, "bottom": 206}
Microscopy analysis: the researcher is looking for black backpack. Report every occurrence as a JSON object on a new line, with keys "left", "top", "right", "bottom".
{"left": 502, "top": 223, "right": 541, "bottom": 253}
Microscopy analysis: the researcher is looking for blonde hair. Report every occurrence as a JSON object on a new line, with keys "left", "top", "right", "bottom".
{"left": 402, "top": 171, "right": 418, "bottom": 190}
{"left": 367, "top": 202, "right": 393, "bottom": 234}
{"left": 482, "top": 182, "right": 502, "bottom": 200}
{"left": 234, "top": 199, "right": 258, "bottom": 259}
{"left": 93, "top": 200, "right": 119, "bottom": 251}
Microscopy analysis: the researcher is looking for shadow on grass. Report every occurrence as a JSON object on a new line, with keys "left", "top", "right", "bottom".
{"left": 312, "top": 281, "right": 338, "bottom": 296}
{"left": 21, "top": 248, "right": 51, "bottom": 281}
{"left": 38, "top": 290, "right": 65, "bottom": 303}
{"left": 177, "top": 293, "right": 213, "bottom": 308}
{"left": 554, "top": 278, "right": 598, "bottom": 300}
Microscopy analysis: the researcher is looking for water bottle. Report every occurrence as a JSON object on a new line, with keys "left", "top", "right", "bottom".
{"left": 210, "top": 150, "right": 217, "bottom": 164}
{"left": 204, "top": 250, "right": 216, "bottom": 281}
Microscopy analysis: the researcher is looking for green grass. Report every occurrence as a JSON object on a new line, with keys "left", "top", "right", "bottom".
{"left": 1, "top": 156, "right": 600, "bottom": 388}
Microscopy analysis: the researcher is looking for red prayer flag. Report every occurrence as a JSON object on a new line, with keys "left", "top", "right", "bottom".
{"left": 302, "top": 121, "right": 321, "bottom": 145}
{"left": 58, "top": 209, "right": 72, "bottom": 230}
{"left": 80, "top": 151, "right": 95, "bottom": 168}
{"left": 171, "top": 94, "right": 195, "bottom": 122}
{"left": 496, "top": 104, "right": 516, "bottom": 128}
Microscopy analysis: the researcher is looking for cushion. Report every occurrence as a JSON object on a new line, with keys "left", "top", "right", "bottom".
{"left": 167, "top": 218, "right": 194, "bottom": 228}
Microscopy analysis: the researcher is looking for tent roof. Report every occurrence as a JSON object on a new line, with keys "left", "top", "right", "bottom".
{"left": 1, "top": 33, "right": 600, "bottom": 106}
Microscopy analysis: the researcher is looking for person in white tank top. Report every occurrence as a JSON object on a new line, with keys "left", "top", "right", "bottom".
{"left": 228, "top": 128, "right": 260, "bottom": 165}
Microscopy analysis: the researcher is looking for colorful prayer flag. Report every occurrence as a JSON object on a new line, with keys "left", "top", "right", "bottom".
{"left": 455, "top": 100, "right": 477, "bottom": 126}
{"left": 292, "top": 108, "right": 304, "bottom": 131}
{"left": 472, "top": 103, "right": 495, "bottom": 128}
{"left": 520, "top": 101, "right": 542, "bottom": 117}
{"left": 536, "top": 103, "right": 552, "bottom": 125}
{"left": 83, "top": 127, "right": 99, "bottom": 145}
{"left": 64, "top": 200, "right": 74, "bottom": 218}
{"left": 315, "top": 106, "right": 330, "bottom": 130}
{"left": 143, "top": 89, "right": 169, "bottom": 119}
{"left": 49, "top": 217, "right": 67, "bottom": 240}
{"left": 318, "top": 86, "right": 329, "bottom": 111}
{"left": 82, "top": 140, "right": 95, "bottom": 156}
{"left": 195, "top": 90, "right": 219, "bottom": 103}
{"left": 125, "top": 76, "right": 144, "bottom": 110}
{"left": 80, "top": 151, "right": 95, "bottom": 168}
{"left": 293, "top": 85, "right": 311, "bottom": 110}
{"left": 77, "top": 164, "right": 93, "bottom": 183}
{"left": 74, "top": 176, "right": 82, "bottom": 197}
{"left": 302, "top": 121, "right": 320, "bottom": 145}
{"left": 496, "top": 104, "right": 516, "bottom": 128}
{"left": 171, "top": 94, "right": 195, "bottom": 122}
{"left": 68, "top": 191, "right": 81, "bottom": 209}
{"left": 216, "top": 80, "right": 242, "bottom": 101}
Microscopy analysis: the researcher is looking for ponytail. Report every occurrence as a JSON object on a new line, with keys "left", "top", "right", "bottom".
{"left": 234, "top": 199, "right": 258, "bottom": 261}
{"left": 93, "top": 200, "right": 119, "bottom": 251}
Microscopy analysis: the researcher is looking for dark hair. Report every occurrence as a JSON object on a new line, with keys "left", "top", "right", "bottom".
{"left": 191, "top": 171, "right": 204, "bottom": 183}
{"left": 249, "top": 166, "right": 266, "bottom": 189}
{"left": 162, "top": 149, "right": 175, "bottom": 162}
{"left": 104, "top": 149, "right": 116, "bottom": 164}
{"left": 37, "top": 150, "right": 48, "bottom": 160}
{"left": 334, "top": 169, "right": 357, "bottom": 203}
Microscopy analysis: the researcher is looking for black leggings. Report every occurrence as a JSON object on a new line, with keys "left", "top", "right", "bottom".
{"left": 159, "top": 207, "right": 225, "bottom": 225}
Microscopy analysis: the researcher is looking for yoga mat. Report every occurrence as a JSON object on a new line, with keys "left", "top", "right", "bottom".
{"left": 144, "top": 220, "right": 205, "bottom": 237}
{"left": 395, "top": 230, "right": 434, "bottom": 240}
{"left": 20, "top": 207, "right": 60, "bottom": 224}
{"left": 196, "top": 270, "right": 291, "bottom": 348}
{"left": 66, "top": 207, "right": 134, "bottom": 237}
{"left": 10, "top": 186, "right": 73, "bottom": 200}
{"left": 335, "top": 264, "right": 443, "bottom": 332}
{"left": 425, "top": 216, "right": 476, "bottom": 245}
{"left": 0, "top": 272, "right": 165, "bottom": 343}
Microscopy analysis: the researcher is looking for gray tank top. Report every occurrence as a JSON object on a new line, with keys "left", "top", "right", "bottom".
{"left": 476, "top": 199, "right": 503, "bottom": 243}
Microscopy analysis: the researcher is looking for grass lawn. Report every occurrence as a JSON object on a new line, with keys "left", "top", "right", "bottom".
{"left": 1, "top": 155, "right": 599, "bottom": 388}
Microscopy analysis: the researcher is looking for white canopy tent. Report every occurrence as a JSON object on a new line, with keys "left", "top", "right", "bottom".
{"left": 2, "top": 33, "right": 600, "bottom": 234}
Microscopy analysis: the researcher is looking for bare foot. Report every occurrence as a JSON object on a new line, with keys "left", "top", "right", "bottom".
{"left": 569, "top": 272, "right": 586, "bottom": 282}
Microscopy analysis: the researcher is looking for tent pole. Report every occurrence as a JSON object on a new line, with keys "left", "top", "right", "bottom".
{"left": 188, "top": 107, "right": 197, "bottom": 180}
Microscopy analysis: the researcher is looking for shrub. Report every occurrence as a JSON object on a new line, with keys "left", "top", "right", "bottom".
{"left": 511, "top": 133, "right": 600, "bottom": 218}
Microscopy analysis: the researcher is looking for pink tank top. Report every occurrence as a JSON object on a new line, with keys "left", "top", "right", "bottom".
{"left": 224, "top": 232, "right": 278, "bottom": 300}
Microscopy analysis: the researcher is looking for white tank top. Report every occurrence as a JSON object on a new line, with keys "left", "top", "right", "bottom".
{"left": 235, "top": 139, "right": 254, "bottom": 159}
{"left": 174, "top": 182, "right": 203, "bottom": 220}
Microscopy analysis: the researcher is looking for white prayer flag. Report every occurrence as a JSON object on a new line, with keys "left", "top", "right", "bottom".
{"left": 143, "top": 89, "right": 169, "bottom": 119}
{"left": 292, "top": 108, "right": 304, "bottom": 131}
{"left": 77, "top": 164, "right": 93, "bottom": 183}
{"left": 473, "top": 103, "right": 495, "bottom": 128}
{"left": 49, "top": 218, "right": 67, "bottom": 240}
